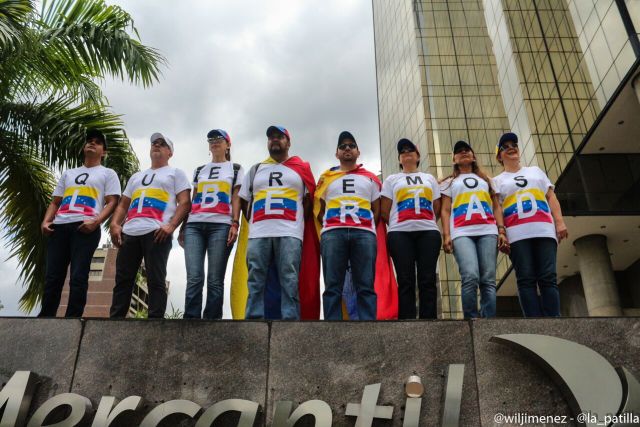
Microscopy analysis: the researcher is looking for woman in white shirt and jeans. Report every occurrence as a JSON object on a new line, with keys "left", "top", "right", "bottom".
{"left": 492, "top": 132, "right": 568, "bottom": 317}
{"left": 440, "top": 140, "right": 508, "bottom": 319}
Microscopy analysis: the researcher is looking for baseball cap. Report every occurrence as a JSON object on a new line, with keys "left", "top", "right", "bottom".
{"left": 150, "top": 132, "right": 174, "bottom": 153}
{"left": 85, "top": 129, "right": 107, "bottom": 149}
{"left": 397, "top": 138, "right": 418, "bottom": 153}
{"left": 453, "top": 140, "right": 473, "bottom": 154}
{"left": 207, "top": 129, "right": 231, "bottom": 143}
{"left": 266, "top": 125, "right": 290, "bottom": 140}
{"left": 496, "top": 132, "right": 518, "bottom": 154}
{"left": 337, "top": 131, "right": 357, "bottom": 148}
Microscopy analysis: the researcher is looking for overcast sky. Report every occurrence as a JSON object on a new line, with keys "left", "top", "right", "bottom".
{"left": 0, "top": 0, "right": 381, "bottom": 317}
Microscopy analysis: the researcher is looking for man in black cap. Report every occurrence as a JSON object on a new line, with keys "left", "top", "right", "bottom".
{"left": 315, "top": 131, "right": 381, "bottom": 320}
{"left": 39, "top": 129, "right": 121, "bottom": 317}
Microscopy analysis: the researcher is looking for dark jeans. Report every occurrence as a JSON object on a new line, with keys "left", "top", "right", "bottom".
{"left": 39, "top": 222, "right": 101, "bottom": 317}
{"left": 388, "top": 230, "right": 441, "bottom": 319}
{"left": 509, "top": 237, "right": 560, "bottom": 317}
{"left": 321, "top": 228, "right": 377, "bottom": 320}
{"left": 184, "top": 222, "right": 233, "bottom": 319}
{"left": 110, "top": 231, "right": 172, "bottom": 318}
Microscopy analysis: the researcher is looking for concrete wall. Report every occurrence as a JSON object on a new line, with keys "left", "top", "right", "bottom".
{"left": 1, "top": 318, "right": 639, "bottom": 426}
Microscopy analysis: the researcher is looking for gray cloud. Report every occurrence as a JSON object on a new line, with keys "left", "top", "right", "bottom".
{"left": 0, "top": 0, "right": 380, "bottom": 317}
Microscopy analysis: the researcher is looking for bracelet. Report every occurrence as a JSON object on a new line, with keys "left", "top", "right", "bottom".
{"left": 497, "top": 225, "right": 506, "bottom": 231}
{"left": 232, "top": 219, "right": 240, "bottom": 225}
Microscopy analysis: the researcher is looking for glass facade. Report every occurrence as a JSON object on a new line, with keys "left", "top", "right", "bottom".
{"left": 373, "top": 0, "right": 640, "bottom": 319}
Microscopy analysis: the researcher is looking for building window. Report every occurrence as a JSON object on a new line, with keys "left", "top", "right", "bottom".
{"left": 91, "top": 257, "right": 105, "bottom": 263}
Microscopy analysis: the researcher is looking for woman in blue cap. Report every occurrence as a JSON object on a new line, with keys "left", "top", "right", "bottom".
{"left": 179, "top": 129, "right": 244, "bottom": 319}
{"left": 380, "top": 138, "right": 441, "bottom": 319}
{"left": 492, "top": 132, "right": 568, "bottom": 317}
{"left": 440, "top": 140, "right": 507, "bottom": 319}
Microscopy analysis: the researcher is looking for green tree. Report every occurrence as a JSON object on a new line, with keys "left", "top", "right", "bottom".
{"left": 0, "top": 0, "right": 165, "bottom": 311}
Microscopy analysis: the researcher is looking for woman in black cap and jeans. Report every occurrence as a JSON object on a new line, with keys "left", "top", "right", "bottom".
{"left": 440, "top": 140, "right": 508, "bottom": 319}
{"left": 380, "top": 138, "right": 441, "bottom": 319}
{"left": 492, "top": 132, "right": 568, "bottom": 317}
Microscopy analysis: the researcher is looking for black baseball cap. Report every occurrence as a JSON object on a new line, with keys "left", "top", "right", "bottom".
{"left": 453, "top": 140, "right": 473, "bottom": 154}
{"left": 85, "top": 129, "right": 107, "bottom": 148}
{"left": 397, "top": 138, "right": 418, "bottom": 153}
{"left": 496, "top": 132, "right": 518, "bottom": 154}
{"left": 337, "top": 131, "right": 357, "bottom": 148}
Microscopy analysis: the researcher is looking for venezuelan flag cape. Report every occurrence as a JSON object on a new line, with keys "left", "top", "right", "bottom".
{"left": 230, "top": 156, "right": 320, "bottom": 319}
{"left": 313, "top": 165, "right": 398, "bottom": 320}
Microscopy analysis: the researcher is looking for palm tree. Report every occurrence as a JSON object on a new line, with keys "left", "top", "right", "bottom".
{"left": 0, "top": 0, "right": 165, "bottom": 312}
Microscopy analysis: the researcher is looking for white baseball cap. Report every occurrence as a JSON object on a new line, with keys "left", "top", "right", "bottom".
{"left": 150, "top": 132, "right": 174, "bottom": 153}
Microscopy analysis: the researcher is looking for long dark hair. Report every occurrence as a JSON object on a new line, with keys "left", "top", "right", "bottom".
{"left": 441, "top": 156, "right": 494, "bottom": 196}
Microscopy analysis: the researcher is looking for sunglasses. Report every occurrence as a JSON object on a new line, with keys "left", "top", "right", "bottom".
{"left": 500, "top": 142, "right": 518, "bottom": 151}
{"left": 151, "top": 139, "right": 169, "bottom": 148}
{"left": 207, "top": 136, "right": 226, "bottom": 143}
{"left": 338, "top": 143, "right": 358, "bottom": 150}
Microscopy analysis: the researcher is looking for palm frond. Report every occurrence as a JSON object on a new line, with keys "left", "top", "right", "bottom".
{"left": 0, "top": 132, "right": 54, "bottom": 312}
{"left": 40, "top": 0, "right": 166, "bottom": 87}
{"left": 0, "top": 0, "right": 32, "bottom": 46}
{"left": 0, "top": 98, "right": 138, "bottom": 180}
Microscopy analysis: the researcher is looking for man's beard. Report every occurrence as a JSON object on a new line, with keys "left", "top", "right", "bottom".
{"left": 268, "top": 144, "right": 283, "bottom": 156}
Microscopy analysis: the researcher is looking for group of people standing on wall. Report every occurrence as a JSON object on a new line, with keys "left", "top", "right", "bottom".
{"left": 38, "top": 126, "right": 569, "bottom": 321}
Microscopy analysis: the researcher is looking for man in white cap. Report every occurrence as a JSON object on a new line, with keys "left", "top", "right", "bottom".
{"left": 109, "top": 132, "right": 191, "bottom": 318}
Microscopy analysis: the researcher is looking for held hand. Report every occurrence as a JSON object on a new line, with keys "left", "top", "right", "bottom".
{"left": 227, "top": 224, "right": 239, "bottom": 246}
{"left": 443, "top": 235, "right": 453, "bottom": 254}
{"left": 78, "top": 219, "right": 99, "bottom": 234}
{"left": 178, "top": 229, "right": 185, "bottom": 248}
{"left": 556, "top": 222, "right": 569, "bottom": 242}
{"left": 41, "top": 221, "right": 54, "bottom": 236}
{"left": 499, "top": 238, "right": 511, "bottom": 255}
{"left": 154, "top": 223, "right": 176, "bottom": 243}
{"left": 498, "top": 233, "right": 509, "bottom": 251}
{"left": 110, "top": 225, "right": 123, "bottom": 248}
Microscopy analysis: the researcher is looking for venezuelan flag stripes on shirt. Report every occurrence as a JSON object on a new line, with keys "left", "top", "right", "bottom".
{"left": 53, "top": 165, "right": 121, "bottom": 224}
{"left": 492, "top": 166, "right": 555, "bottom": 243}
{"left": 238, "top": 161, "right": 306, "bottom": 241}
{"left": 188, "top": 161, "right": 245, "bottom": 224}
{"left": 122, "top": 165, "right": 191, "bottom": 236}
{"left": 321, "top": 173, "right": 380, "bottom": 233}
{"left": 380, "top": 172, "right": 440, "bottom": 233}
{"left": 440, "top": 173, "right": 497, "bottom": 239}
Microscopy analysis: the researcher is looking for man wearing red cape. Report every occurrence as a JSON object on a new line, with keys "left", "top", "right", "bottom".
{"left": 236, "top": 126, "right": 320, "bottom": 320}
{"left": 313, "top": 131, "right": 398, "bottom": 320}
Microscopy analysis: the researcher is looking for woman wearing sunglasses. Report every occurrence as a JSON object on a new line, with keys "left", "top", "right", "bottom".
{"left": 492, "top": 132, "right": 568, "bottom": 317}
{"left": 440, "top": 140, "right": 507, "bottom": 319}
{"left": 179, "top": 129, "right": 244, "bottom": 319}
{"left": 380, "top": 138, "right": 441, "bottom": 319}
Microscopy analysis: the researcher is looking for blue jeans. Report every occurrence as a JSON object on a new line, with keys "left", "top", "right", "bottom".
{"left": 184, "top": 222, "right": 232, "bottom": 319}
{"left": 245, "top": 237, "right": 302, "bottom": 320}
{"left": 452, "top": 235, "right": 497, "bottom": 319}
{"left": 509, "top": 237, "right": 560, "bottom": 317}
{"left": 321, "top": 228, "right": 377, "bottom": 320}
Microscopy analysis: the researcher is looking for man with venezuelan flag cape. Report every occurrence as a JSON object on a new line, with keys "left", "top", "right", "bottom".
{"left": 234, "top": 125, "right": 320, "bottom": 320}
{"left": 314, "top": 131, "right": 398, "bottom": 320}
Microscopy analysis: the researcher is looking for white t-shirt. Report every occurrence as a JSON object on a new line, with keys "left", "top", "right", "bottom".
{"left": 492, "top": 166, "right": 556, "bottom": 243}
{"left": 53, "top": 165, "right": 121, "bottom": 225}
{"left": 381, "top": 172, "right": 440, "bottom": 233}
{"left": 322, "top": 173, "right": 380, "bottom": 234}
{"left": 187, "top": 162, "right": 245, "bottom": 225}
{"left": 122, "top": 166, "right": 191, "bottom": 236}
{"left": 440, "top": 173, "right": 498, "bottom": 240}
{"left": 238, "top": 163, "right": 306, "bottom": 241}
